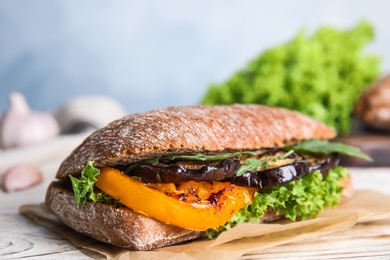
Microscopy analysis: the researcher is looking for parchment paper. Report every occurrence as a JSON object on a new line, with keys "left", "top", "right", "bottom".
{"left": 20, "top": 190, "right": 390, "bottom": 260}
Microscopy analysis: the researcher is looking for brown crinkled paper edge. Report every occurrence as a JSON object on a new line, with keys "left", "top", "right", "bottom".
{"left": 20, "top": 190, "right": 390, "bottom": 260}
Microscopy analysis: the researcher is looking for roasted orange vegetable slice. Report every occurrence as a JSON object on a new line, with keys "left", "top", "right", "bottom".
{"left": 96, "top": 167, "right": 256, "bottom": 231}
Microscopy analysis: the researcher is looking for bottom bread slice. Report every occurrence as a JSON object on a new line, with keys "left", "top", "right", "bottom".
{"left": 45, "top": 181, "right": 204, "bottom": 250}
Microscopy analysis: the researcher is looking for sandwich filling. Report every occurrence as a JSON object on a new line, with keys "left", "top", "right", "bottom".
{"left": 69, "top": 139, "right": 370, "bottom": 237}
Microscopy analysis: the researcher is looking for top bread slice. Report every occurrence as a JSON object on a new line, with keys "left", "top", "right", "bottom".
{"left": 56, "top": 104, "right": 336, "bottom": 179}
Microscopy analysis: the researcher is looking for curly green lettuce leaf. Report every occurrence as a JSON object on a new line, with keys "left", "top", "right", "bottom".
{"left": 287, "top": 139, "right": 372, "bottom": 161}
{"left": 206, "top": 166, "right": 348, "bottom": 238}
{"left": 201, "top": 21, "right": 380, "bottom": 135}
{"left": 69, "top": 161, "right": 120, "bottom": 206}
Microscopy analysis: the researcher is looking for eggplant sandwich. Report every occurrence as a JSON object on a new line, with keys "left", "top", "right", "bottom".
{"left": 46, "top": 104, "right": 370, "bottom": 250}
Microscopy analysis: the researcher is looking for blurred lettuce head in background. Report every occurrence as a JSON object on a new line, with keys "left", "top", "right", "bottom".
{"left": 202, "top": 21, "right": 381, "bottom": 135}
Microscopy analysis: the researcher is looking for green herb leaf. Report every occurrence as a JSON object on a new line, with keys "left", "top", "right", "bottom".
{"left": 125, "top": 151, "right": 257, "bottom": 175}
{"left": 287, "top": 139, "right": 372, "bottom": 161}
{"left": 147, "top": 151, "right": 257, "bottom": 164}
{"left": 70, "top": 161, "right": 121, "bottom": 206}
{"left": 279, "top": 149, "right": 294, "bottom": 159}
{"left": 236, "top": 150, "right": 294, "bottom": 176}
{"left": 175, "top": 151, "right": 257, "bottom": 161}
{"left": 236, "top": 158, "right": 270, "bottom": 176}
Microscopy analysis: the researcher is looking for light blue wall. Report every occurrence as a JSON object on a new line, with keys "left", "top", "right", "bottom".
{"left": 1, "top": 0, "right": 389, "bottom": 113}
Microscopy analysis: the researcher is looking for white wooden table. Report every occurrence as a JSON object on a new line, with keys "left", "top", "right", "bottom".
{"left": 0, "top": 137, "right": 390, "bottom": 259}
{"left": 0, "top": 134, "right": 104, "bottom": 259}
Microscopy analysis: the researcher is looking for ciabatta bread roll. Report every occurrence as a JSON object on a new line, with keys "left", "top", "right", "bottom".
{"left": 46, "top": 104, "right": 361, "bottom": 250}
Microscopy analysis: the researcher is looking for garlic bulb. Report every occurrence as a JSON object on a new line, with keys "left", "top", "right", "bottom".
{"left": 1, "top": 164, "right": 43, "bottom": 192}
{"left": 0, "top": 92, "right": 60, "bottom": 149}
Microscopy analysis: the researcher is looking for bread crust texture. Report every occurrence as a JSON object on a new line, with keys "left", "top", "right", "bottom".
{"left": 56, "top": 104, "right": 335, "bottom": 179}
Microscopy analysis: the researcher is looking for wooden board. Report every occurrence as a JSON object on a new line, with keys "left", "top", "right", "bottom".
{"left": 336, "top": 133, "right": 390, "bottom": 167}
